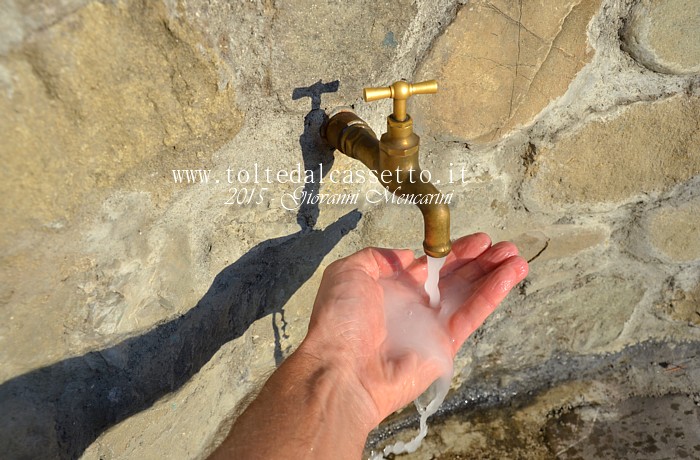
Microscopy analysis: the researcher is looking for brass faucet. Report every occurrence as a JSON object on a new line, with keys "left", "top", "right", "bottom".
{"left": 322, "top": 80, "right": 451, "bottom": 258}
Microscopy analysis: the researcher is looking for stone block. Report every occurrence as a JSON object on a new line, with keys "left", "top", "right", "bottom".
{"left": 270, "top": 0, "right": 416, "bottom": 110}
{"left": 473, "top": 275, "right": 645, "bottom": 374}
{"left": 622, "top": 0, "right": 700, "bottom": 75}
{"left": 510, "top": 224, "right": 608, "bottom": 263}
{"left": 648, "top": 197, "right": 700, "bottom": 262}
{"left": 656, "top": 281, "right": 700, "bottom": 326}
{"left": 413, "top": 0, "right": 601, "bottom": 143}
{"left": 525, "top": 95, "right": 700, "bottom": 210}
{"left": 0, "top": 0, "right": 242, "bottom": 247}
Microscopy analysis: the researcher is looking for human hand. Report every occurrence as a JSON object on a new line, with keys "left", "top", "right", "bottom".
{"left": 298, "top": 233, "right": 529, "bottom": 429}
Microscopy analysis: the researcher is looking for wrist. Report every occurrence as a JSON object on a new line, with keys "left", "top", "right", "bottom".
{"left": 295, "top": 338, "right": 381, "bottom": 432}
{"left": 216, "top": 340, "right": 378, "bottom": 460}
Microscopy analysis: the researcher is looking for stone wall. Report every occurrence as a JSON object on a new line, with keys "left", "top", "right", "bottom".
{"left": 0, "top": 0, "right": 698, "bottom": 458}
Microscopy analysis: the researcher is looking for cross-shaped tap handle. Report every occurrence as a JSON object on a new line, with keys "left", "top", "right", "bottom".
{"left": 363, "top": 80, "right": 438, "bottom": 122}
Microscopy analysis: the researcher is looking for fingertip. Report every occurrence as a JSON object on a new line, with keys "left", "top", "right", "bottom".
{"left": 513, "top": 256, "right": 529, "bottom": 280}
{"left": 442, "top": 233, "right": 493, "bottom": 273}
{"left": 490, "top": 241, "right": 520, "bottom": 258}
{"left": 447, "top": 255, "right": 527, "bottom": 345}
{"left": 501, "top": 255, "right": 529, "bottom": 280}
{"left": 452, "top": 232, "right": 492, "bottom": 256}
{"left": 472, "top": 232, "right": 493, "bottom": 248}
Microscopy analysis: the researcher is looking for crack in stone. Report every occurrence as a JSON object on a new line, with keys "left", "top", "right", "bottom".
{"left": 509, "top": 0, "right": 523, "bottom": 118}
{"left": 554, "top": 406, "right": 600, "bottom": 457}
{"left": 462, "top": 52, "right": 517, "bottom": 70}
{"left": 527, "top": 238, "right": 550, "bottom": 263}
{"left": 409, "top": 0, "right": 463, "bottom": 78}
{"left": 484, "top": 1, "right": 546, "bottom": 43}
{"left": 487, "top": 1, "right": 581, "bottom": 131}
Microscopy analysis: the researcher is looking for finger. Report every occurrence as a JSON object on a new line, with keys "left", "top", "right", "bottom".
{"left": 449, "top": 241, "right": 521, "bottom": 283}
{"left": 448, "top": 255, "right": 528, "bottom": 352}
{"left": 407, "top": 232, "right": 493, "bottom": 280}
{"left": 327, "top": 246, "right": 416, "bottom": 281}
{"left": 370, "top": 247, "right": 417, "bottom": 278}
{"left": 441, "top": 232, "right": 493, "bottom": 274}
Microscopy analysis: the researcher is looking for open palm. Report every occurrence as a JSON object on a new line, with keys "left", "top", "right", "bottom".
{"left": 303, "top": 232, "right": 529, "bottom": 426}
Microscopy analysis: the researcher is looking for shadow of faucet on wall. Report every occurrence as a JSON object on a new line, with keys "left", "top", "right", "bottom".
{"left": 0, "top": 80, "right": 357, "bottom": 460}
{"left": 292, "top": 79, "right": 340, "bottom": 231}
{"left": 267, "top": 79, "right": 342, "bottom": 363}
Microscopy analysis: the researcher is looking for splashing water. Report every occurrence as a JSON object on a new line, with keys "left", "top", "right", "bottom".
{"left": 370, "top": 255, "right": 450, "bottom": 459}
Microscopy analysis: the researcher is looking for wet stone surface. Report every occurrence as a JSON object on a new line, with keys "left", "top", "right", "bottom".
{"left": 366, "top": 340, "right": 700, "bottom": 459}
{"left": 547, "top": 394, "right": 700, "bottom": 459}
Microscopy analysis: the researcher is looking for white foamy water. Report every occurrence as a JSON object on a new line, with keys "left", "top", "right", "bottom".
{"left": 370, "top": 255, "right": 451, "bottom": 460}
{"left": 424, "top": 255, "right": 446, "bottom": 307}
{"left": 372, "top": 375, "right": 452, "bottom": 459}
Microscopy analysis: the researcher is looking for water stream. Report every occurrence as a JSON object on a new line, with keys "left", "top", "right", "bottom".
{"left": 370, "top": 255, "right": 451, "bottom": 459}
{"left": 424, "top": 255, "right": 446, "bottom": 308}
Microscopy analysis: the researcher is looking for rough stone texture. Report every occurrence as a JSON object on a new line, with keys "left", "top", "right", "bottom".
{"left": 401, "top": 392, "right": 700, "bottom": 459}
{"left": 656, "top": 282, "right": 700, "bottom": 326}
{"left": 369, "top": 342, "right": 700, "bottom": 458}
{"left": 413, "top": 0, "right": 602, "bottom": 143}
{"left": 0, "top": 0, "right": 242, "bottom": 383}
{"left": 270, "top": 0, "right": 416, "bottom": 110}
{"left": 648, "top": 197, "right": 700, "bottom": 262}
{"left": 510, "top": 224, "right": 608, "bottom": 262}
{"left": 0, "top": 0, "right": 90, "bottom": 56}
{"left": 622, "top": 0, "right": 700, "bottom": 75}
{"left": 0, "top": 0, "right": 241, "bottom": 244}
{"left": 524, "top": 95, "right": 700, "bottom": 210}
{"left": 2, "top": 0, "right": 700, "bottom": 459}
{"left": 546, "top": 394, "right": 700, "bottom": 459}
{"left": 470, "top": 274, "right": 645, "bottom": 376}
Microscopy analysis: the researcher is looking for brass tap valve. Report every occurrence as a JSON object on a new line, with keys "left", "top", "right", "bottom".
{"left": 363, "top": 79, "right": 438, "bottom": 122}
{"left": 322, "top": 79, "right": 451, "bottom": 258}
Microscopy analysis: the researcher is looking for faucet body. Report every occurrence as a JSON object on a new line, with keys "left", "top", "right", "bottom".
{"left": 321, "top": 81, "right": 451, "bottom": 257}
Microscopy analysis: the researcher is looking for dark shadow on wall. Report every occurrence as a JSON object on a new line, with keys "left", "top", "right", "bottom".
{"left": 0, "top": 81, "right": 357, "bottom": 460}
{"left": 275, "top": 79, "right": 340, "bottom": 363}
{"left": 292, "top": 79, "right": 340, "bottom": 231}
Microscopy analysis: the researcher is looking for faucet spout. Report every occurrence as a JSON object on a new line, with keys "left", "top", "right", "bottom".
{"left": 321, "top": 84, "right": 452, "bottom": 258}
{"left": 409, "top": 181, "right": 452, "bottom": 258}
